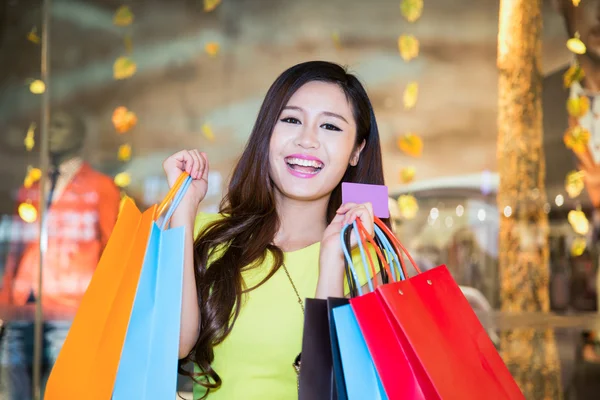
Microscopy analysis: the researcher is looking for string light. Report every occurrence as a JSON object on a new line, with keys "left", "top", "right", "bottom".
{"left": 456, "top": 205, "right": 464, "bottom": 216}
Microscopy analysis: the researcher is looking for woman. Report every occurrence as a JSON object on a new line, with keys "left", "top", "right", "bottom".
{"left": 163, "top": 61, "right": 388, "bottom": 399}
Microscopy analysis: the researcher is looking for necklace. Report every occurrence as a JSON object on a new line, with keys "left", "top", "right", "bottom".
{"left": 281, "top": 262, "right": 304, "bottom": 390}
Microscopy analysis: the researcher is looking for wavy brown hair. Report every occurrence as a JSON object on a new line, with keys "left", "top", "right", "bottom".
{"left": 178, "top": 61, "right": 389, "bottom": 397}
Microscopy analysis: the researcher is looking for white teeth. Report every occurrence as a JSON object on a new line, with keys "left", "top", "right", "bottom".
{"left": 285, "top": 157, "right": 323, "bottom": 169}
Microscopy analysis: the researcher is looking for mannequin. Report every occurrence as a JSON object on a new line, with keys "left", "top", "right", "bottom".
{"left": 0, "top": 110, "right": 121, "bottom": 400}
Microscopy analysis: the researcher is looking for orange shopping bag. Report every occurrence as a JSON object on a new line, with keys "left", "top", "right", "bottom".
{"left": 44, "top": 173, "right": 190, "bottom": 400}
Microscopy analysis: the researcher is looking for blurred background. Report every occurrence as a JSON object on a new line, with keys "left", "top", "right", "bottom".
{"left": 0, "top": 0, "right": 598, "bottom": 399}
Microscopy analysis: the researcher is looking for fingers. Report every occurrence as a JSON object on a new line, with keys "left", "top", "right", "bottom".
{"left": 163, "top": 149, "right": 210, "bottom": 180}
{"left": 198, "top": 151, "right": 210, "bottom": 181}
{"left": 338, "top": 202, "right": 374, "bottom": 235}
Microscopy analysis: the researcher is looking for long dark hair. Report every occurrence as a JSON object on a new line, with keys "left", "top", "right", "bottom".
{"left": 179, "top": 61, "right": 388, "bottom": 396}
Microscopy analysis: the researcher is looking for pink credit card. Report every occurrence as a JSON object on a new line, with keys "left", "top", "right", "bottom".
{"left": 341, "top": 182, "right": 390, "bottom": 218}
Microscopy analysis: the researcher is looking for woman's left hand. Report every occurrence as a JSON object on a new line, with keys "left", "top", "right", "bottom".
{"left": 319, "top": 202, "right": 375, "bottom": 263}
{"left": 315, "top": 202, "right": 375, "bottom": 298}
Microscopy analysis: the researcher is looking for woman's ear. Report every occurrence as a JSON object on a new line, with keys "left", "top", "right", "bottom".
{"left": 349, "top": 140, "right": 366, "bottom": 166}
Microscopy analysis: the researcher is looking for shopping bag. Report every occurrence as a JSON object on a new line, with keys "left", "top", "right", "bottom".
{"left": 112, "top": 175, "right": 190, "bottom": 399}
{"left": 330, "top": 222, "right": 388, "bottom": 400}
{"left": 299, "top": 221, "right": 383, "bottom": 400}
{"left": 349, "top": 221, "right": 425, "bottom": 399}
{"left": 353, "top": 218, "right": 525, "bottom": 400}
{"left": 45, "top": 173, "right": 190, "bottom": 400}
{"left": 298, "top": 298, "right": 335, "bottom": 400}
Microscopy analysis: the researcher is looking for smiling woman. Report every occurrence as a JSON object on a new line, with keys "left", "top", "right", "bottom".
{"left": 162, "top": 61, "right": 389, "bottom": 399}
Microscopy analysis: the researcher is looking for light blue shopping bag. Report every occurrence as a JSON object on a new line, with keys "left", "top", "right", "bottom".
{"left": 330, "top": 222, "right": 388, "bottom": 400}
{"left": 332, "top": 304, "right": 388, "bottom": 400}
{"left": 112, "top": 175, "right": 191, "bottom": 399}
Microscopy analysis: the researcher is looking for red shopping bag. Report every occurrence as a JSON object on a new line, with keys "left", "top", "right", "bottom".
{"left": 351, "top": 219, "right": 524, "bottom": 400}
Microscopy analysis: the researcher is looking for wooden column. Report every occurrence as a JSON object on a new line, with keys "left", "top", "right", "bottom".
{"left": 497, "top": 0, "right": 562, "bottom": 398}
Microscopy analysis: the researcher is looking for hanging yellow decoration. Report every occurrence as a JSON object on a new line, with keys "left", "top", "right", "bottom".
{"left": 204, "top": 0, "right": 222, "bottom": 12}
{"left": 400, "top": 0, "right": 423, "bottom": 23}
{"left": 563, "top": 125, "right": 590, "bottom": 153}
{"left": 113, "top": 6, "right": 134, "bottom": 27}
{"left": 398, "top": 194, "right": 419, "bottom": 219}
{"left": 568, "top": 209, "right": 589, "bottom": 235}
{"left": 566, "top": 96, "right": 590, "bottom": 118}
{"left": 112, "top": 106, "right": 138, "bottom": 134}
{"left": 124, "top": 34, "right": 134, "bottom": 54}
{"left": 29, "top": 80, "right": 45, "bottom": 94}
{"left": 398, "top": 35, "right": 419, "bottom": 62}
{"left": 571, "top": 237, "right": 586, "bottom": 257}
{"left": 563, "top": 64, "right": 585, "bottom": 88}
{"left": 565, "top": 170, "right": 585, "bottom": 199}
{"left": 118, "top": 144, "right": 132, "bottom": 161}
{"left": 24, "top": 122, "right": 36, "bottom": 151}
{"left": 24, "top": 167, "right": 42, "bottom": 189}
{"left": 113, "top": 56, "right": 137, "bottom": 80}
{"left": 202, "top": 123, "right": 216, "bottom": 142}
{"left": 18, "top": 201, "right": 37, "bottom": 223}
{"left": 397, "top": 133, "right": 423, "bottom": 157}
{"left": 27, "top": 27, "right": 40, "bottom": 44}
{"left": 332, "top": 31, "right": 342, "bottom": 50}
{"left": 205, "top": 42, "right": 220, "bottom": 57}
{"left": 114, "top": 172, "right": 131, "bottom": 188}
{"left": 572, "top": 0, "right": 580, "bottom": 6}
{"left": 403, "top": 82, "right": 419, "bottom": 109}
{"left": 567, "top": 32, "right": 586, "bottom": 55}
{"left": 400, "top": 166, "right": 416, "bottom": 183}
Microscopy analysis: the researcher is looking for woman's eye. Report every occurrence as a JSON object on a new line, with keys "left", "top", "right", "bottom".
{"left": 322, "top": 123, "right": 341, "bottom": 132}
{"left": 281, "top": 117, "right": 301, "bottom": 124}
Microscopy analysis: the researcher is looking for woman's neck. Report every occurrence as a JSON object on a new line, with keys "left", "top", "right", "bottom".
{"left": 273, "top": 194, "right": 329, "bottom": 252}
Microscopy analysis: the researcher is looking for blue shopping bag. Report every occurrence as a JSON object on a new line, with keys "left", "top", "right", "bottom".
{"left": 112, "top": 176, "right": 190, "bottom": 399}
{"left": 332, "top": 304, "right": 388, "bottom": 400}
{"left": 328, "top": 222, "right": 388, "bottom": 400}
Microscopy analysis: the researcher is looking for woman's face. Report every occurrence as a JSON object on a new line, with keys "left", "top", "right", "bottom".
{"left": 269, "top": 81, "right": 364, "bottom": 202}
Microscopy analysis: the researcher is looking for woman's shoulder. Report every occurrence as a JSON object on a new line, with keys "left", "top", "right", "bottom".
{"left": 194, "top": 211, "right": 226, "bottom": 238}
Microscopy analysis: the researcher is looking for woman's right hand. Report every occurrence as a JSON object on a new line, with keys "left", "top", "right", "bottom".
{"left": 163, "top": 149, "right": 210, "bottom": 214}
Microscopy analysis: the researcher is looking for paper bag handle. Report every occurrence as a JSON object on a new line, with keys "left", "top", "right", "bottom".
{"left": 374, "top": 217, "right": 422, "bottom": 275}
{"left": 155, "top": 172, "right": 190, "bottom": 220}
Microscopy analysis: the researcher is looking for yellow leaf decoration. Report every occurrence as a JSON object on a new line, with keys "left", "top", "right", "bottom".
{"left": 571, "top": 237, "right": 586, "bottom": 257}
{"left": 202, "top": 123, "right": 215, "bottom": 142}
{"left": 27, "top": 27, "right": 40, "bottom": 44}
{"left": 113, "top": 6, "right": 134, "bottom": 27}
{"left": 113, "top": 56, "right": 137, "bottom": 80}
{"left": 567, "top": 32, "right": 586, "bottom": 55}
{"left": 204, "top": 0, "right": 222, "bottom": 12}
{"left": 568, "top": 209, "right": 589, "bottom": 235}
{"left": 29, "top": 80, "right": 45, "bottom": 94}
{"left": 118, "top": 144, "right": 132, "bottom": 161}
{"left": 112, "top": 107, "right": 138, "bottom": 134}
{"left": 114, "top": 172, "right": 131, "bottom": 188}
{"left": 400, "top": 0, "right": 423, "bottom": 23}
{"left": 24, "top": 122, "right": 36, "bottom": 151}
{"left": 565, "top": 170, "right": 585, "bottom": 199}
{"left": 567, "top": 96, "right": 590, "bottom": 118}
{"left": 18, "top": 201, "right": 37, "bottom": 223}
{"left": 563, "top": 64, "right": 585, "bottom": 88}
{"left": 24, "top": 167, "right": 42, "bottom": 189}
{"left": 397, "top": 133, "right": 423, "bottom": 157}
{"left": 403, "top": 82, "right": 419, "bottom": 110}
{"left": 398, "top": 35, "right": 419, "bottom": 62}
{"left": 400, "top": 166, "right": 416, "bottom": 184}
{"left": 398, "top": 195, "right": 419, "bottom": 220}
{"left": 331, "top": 31, "right": 342, "bottom": 50}
{"left": 205, "top": 42, "right": 220, "bottom": 57}
{"left": 563, "top": 125, "right": 590, "bottom": 153}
